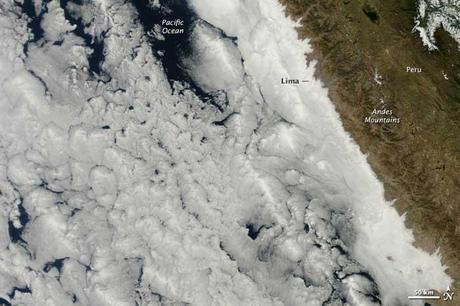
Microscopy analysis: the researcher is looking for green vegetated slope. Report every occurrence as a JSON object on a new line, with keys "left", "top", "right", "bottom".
{"left": 281, "top": 0, "right": 460, "bottom": 298}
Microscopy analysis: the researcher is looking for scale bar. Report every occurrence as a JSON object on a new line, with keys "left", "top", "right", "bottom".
{"left": 408, "top": 296, "right": 441, "bottom": 300}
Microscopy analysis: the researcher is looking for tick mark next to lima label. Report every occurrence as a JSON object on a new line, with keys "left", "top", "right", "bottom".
{"left": 281, "top": 77, "right": 309, "bottom": 85}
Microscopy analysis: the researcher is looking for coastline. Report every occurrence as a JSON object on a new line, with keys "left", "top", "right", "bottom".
{"left": 279, "top": 0, "right": 460, "bottom": 302}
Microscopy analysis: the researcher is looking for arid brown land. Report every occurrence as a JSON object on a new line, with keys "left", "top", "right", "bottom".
{"left": 280, "top": 0, "right": 460, "bottom": 302}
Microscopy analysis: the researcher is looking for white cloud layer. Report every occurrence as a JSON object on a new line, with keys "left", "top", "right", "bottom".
{"left": 0, "top": 0, "right": 452, "bottom": 305}
{"left": 415, "top": 0, "right": 460, "bottom": 50}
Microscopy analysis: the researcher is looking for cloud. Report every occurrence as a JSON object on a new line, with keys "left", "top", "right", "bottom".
{"left": 415, "top": 0, "right": 460, "bottom": 50}
{"left": 0, "top": 0, "right": 451, "bottom": 305}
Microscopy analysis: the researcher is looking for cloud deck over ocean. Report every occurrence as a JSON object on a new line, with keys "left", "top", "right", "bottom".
{"left": 0, "top": 0, "right": 452, "bottom": 305}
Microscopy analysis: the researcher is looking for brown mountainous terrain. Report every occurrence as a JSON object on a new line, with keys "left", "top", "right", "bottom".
{"left": 280, "top": 0, "right": 460, "bottom": 302}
